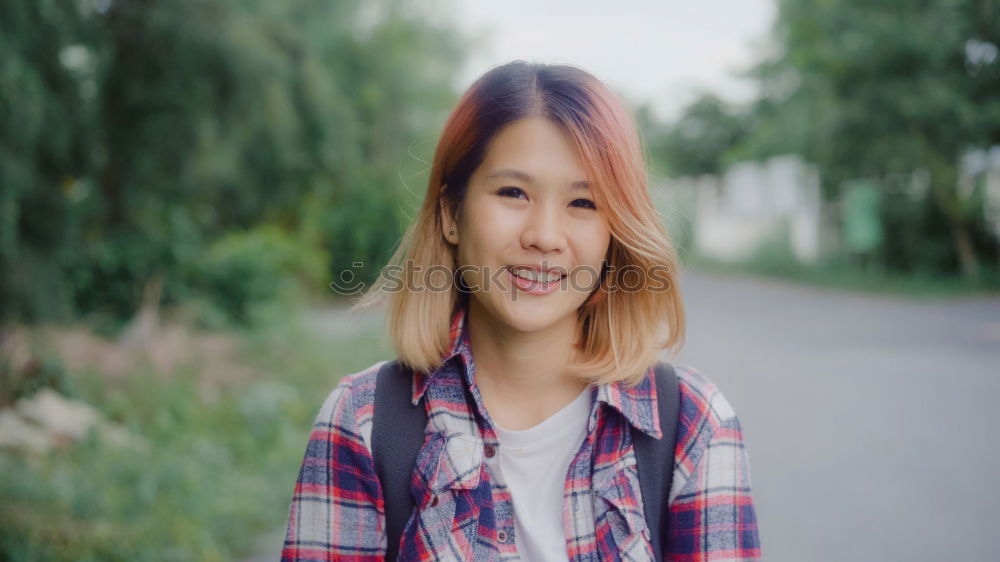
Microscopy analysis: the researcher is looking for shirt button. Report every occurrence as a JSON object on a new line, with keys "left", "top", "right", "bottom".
{"left": 430, "top": 495, "right": 439, "bottom": 507}
{"left": 497, "top": 530, "right": 508, "bottom": 543}
{"left": 484, "top": 444, "right": 496, "bottom": 458}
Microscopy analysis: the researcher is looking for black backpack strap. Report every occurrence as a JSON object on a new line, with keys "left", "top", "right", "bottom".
{"left": 631, "top": 361, "right": 681, "bottom": 561}
{"left": 372, "top": 360, "right": 428, "bottom": 561}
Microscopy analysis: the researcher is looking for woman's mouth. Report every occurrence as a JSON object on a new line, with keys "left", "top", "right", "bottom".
{"left": 506, "top": 266, "right": 566, "bottom": 296}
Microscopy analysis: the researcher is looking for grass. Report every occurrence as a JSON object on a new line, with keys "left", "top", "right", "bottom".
{"left": 0, "top": 304, "right": 391, "bottom": 562}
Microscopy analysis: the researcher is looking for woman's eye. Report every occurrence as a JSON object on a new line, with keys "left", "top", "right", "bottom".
{"left": 497, "top": 187, "right": 527, "bottom": 199}
{"left": 496, "top": 188, "right": 594, "bottom": 209}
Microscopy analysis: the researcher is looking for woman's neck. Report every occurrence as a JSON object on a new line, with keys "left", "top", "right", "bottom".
{"left": 465, "top": 299, "right": 590, "bottom": 430}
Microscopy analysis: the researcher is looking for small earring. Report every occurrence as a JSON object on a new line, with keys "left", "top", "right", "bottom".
{"left": 450, "top": 230, "right": 455, "bottom": 235}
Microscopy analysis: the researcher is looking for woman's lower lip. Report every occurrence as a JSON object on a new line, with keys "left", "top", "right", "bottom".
{"left": 507, "top": 268, "right": 564, "bottom": 295}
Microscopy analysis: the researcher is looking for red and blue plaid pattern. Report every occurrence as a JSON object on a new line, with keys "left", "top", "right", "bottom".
{"left": 282, "top": 306, "right": 760, "bottom": 560}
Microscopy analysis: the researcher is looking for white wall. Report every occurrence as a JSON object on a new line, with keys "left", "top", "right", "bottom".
{"left": 652, "top": 155, "right": 825, "bottom": 264}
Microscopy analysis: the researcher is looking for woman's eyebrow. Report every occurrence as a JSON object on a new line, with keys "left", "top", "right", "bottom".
{"left": 486, "top": 168, "right": 590, "bottom": 190}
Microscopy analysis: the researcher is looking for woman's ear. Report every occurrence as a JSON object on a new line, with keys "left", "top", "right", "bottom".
{"left": 439, "top": 184, "right": 459, "bottom": 245}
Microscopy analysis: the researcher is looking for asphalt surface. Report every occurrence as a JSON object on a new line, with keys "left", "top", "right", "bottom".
{"left": 674, "top": 270, "right": 1000, "bottom": 562}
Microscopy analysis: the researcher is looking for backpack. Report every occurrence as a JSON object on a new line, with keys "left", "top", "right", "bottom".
{"left": 372, "top": 360, "right": 680, "bottom": 561}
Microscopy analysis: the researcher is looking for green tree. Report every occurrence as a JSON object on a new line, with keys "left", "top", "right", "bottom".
{"left": 747, "top": 0, "right": 1000, "bottom": 278}
{"left": 653, "top": 94, "right": 749, "bottom": 177}
{"left": 0, "top": 0, "right": 100, "bottom": 322}
{"left": 1, "top": 0, "right": 465, "bottom": 325}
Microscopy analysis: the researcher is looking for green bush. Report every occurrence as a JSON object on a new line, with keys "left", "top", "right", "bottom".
{"left": 0, "top": 314, "right": 389, "bottom": 561}
{"left": 197, "top": 226, "right": 329, "bottom": 327}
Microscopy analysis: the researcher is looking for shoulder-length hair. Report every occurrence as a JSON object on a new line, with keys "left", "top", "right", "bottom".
{"left": 354, "top": 60, "right": 684, "bottom": 387}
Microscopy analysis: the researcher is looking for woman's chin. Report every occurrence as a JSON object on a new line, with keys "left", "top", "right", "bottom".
{"left": 493, "top": 294, "right": 581, "bottom": 333}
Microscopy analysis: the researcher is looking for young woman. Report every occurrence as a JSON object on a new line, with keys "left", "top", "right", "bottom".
{"left": 281, "top": 61, "right": 760, "bottom": 561}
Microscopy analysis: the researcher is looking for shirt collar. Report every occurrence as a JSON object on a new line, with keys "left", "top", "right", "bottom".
{"left": 410, "top": 303, "right": 661, "bottom": 439}
{"left": 410, "top": 302, "right": 475, "bottom": 406}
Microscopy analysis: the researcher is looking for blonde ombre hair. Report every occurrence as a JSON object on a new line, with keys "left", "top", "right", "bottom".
{"left": 353, "top": 61, "right": 685, "bottom": 387}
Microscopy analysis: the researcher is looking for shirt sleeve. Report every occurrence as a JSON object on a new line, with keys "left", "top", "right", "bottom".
{"left": 667, "top": 366, "right": 761, "bottom": 561}
{"left": 281, "top": 370, "right": 387, "bottom": 561}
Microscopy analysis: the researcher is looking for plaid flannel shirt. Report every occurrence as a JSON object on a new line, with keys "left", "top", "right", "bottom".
{"left": 282, "top": 305, "right": 760, "bottom": 561}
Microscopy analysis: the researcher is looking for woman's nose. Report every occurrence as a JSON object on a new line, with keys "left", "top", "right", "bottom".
{"left": 520, "top": 201, "right": 567, "bottom": 254}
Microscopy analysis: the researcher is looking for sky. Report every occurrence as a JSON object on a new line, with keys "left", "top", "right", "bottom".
{"left": 449, "top": 0, "right": 777, "bottom": 122}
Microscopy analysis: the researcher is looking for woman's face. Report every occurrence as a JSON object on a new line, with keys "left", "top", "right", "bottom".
{"left": 442, "top": 117, "right": 612, "bottom": 335}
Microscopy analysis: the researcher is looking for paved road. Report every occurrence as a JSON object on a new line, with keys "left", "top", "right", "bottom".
{"left": 674, "top": 270, "right": 1000, "bottom": 562}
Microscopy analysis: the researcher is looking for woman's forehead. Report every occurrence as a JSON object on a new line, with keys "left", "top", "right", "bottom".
{"left": 478, "top": 118, "right": 590, "bottom": 186}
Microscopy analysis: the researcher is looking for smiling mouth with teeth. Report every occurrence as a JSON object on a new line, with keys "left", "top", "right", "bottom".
{"left": 507, "top": 266, "right": 566, "bottom": 283}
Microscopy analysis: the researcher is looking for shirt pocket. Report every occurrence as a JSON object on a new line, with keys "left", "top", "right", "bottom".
{"left": 593, "top": 459, "right": 655, "bottom": 561}
{"left": 404, "top": 431, "right": 487, "bottom": 561}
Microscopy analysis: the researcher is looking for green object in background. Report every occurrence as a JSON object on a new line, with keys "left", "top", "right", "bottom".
{"left": 842, "top": 179, "right": 883, "bottom": 254}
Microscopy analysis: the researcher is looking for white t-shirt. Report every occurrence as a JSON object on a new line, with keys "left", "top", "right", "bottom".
{"left": 488, "top": 386, "right": 593, "bottom": 562}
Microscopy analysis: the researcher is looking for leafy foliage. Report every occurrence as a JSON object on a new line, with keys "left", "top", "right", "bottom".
{"left": 652, "top": 95, "right": 750, "bottom": 177}
{"left": 0, "top": 317, "right": 390, "bottom": 561}
{"left": 650, "top": 0, "right": 1000, "bottom": 279}
{"left": 1, "top": 0, "right": 464, "bottom": 326}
